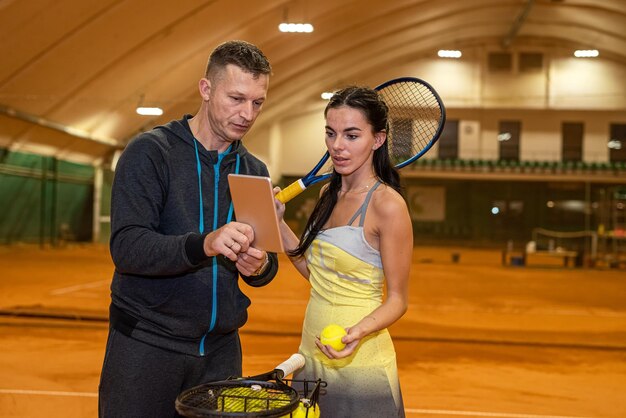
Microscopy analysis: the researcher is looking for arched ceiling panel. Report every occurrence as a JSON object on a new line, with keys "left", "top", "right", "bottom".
{"left": 0, "top": 0, "right": 624, "bottom": 163}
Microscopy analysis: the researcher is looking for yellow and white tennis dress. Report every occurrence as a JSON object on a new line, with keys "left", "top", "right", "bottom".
{"left": 294, "top": 182, "right": 405, "bottom": 418}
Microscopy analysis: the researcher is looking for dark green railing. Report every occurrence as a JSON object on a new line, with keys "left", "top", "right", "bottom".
{"left": 408, "top": 159, "right": 626, "bottom": 176}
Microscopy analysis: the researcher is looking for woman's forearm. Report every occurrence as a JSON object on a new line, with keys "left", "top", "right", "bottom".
{"left": 279, "top": 219, "right": 310, "bottom": 279}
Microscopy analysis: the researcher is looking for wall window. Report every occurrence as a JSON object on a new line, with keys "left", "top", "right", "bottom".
{"left": 438, "top": 120, "right": 459, "bottom": 160}
{"left": 488, "top": 52, "right": 512, "bottom": 72}
{"left": 498, "top": 121, "right": 521, "bottom": 161}
{"left": 562, "top": 122, "right": 583, "bottom": 162}
{"left": 609, "top": 123, "right": 626, "bottom": 162}
{"left": 519, "top": 52, "right": 543, "bottom": 72}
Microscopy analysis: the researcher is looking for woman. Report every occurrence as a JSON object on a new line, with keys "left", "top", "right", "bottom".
{"left": 276, "top": 86, "right": 412, "bottom": 417}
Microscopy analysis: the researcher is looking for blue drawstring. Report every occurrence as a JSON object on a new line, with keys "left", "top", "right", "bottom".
{"left": 193, "top": 140, "right": 205, "bottom": 234}
{"left": 194, "top": 141, "right": 240, "bottom": 356}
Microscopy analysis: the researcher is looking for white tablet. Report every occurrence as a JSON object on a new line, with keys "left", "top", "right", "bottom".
{"left": 227, "top": 174, "right": 285, "bottom": 253}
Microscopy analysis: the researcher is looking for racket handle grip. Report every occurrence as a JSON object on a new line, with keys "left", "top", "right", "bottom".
{"left": 275, "top": 353, "right": 305, "bottom": 379}
{"left": 276, "top": 179, "right": 306, "bottom": 204}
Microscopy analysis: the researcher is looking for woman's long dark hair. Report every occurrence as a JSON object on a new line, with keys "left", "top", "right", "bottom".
{"left": 289, "top": 86, "right": 401, "bottom": 258}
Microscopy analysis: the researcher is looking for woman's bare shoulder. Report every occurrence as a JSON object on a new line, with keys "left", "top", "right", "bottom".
{"left": 371, "top": 184, "right": 409, "bottom": 217}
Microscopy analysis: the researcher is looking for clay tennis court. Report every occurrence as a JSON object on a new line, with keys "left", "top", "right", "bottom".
{"left": 1, "top": 244, "right": 624, "bottom": 418}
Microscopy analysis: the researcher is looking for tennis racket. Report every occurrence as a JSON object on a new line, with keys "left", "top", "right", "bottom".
{"left": 175, "top": 353, "right": 305, "bottom": 418}
{"left": 275, "top": 77, "right": 446, "bottom": 203}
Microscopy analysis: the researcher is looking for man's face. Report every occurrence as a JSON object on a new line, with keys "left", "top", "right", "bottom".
{"left": 206, "top": 64, "right": 269, "bottom": 143}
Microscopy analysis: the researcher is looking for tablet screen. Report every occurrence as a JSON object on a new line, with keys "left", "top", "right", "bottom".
{"left": 227, "top": 174, "right": 285, "bottom": 253}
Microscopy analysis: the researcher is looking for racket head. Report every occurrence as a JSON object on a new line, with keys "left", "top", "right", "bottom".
{"left": 309, "top": 77, "right": 445, "bottom": 177}
{"left": 375, "top": 76, "right": 446, "bottom": 168}
{"left": 277, "top": 77, "right": 445, "bottom": 204}
{"left": 175, "top": 378, "right": 300, "bottom": 418}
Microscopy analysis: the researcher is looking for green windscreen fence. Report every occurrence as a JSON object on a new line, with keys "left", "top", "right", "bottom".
{"left": 0, "top": 149, "right": 94, "bottom": 245}
{"left": 280, "top": 174, "right": 619, "bottom": 251}
{"left": 97, "top": 169, "right": 114, "bottom": 245}
{"left": 2, "top": 148, "right": 621, "bottom": 249}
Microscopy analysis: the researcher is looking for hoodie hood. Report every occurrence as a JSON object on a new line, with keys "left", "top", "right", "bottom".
{"left": 155, "top": 114, "right": 249, "bottom": 164}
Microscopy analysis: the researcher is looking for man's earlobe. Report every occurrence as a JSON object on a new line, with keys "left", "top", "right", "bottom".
{"left": 199, "top": 78, "right": 211, "bottom": 101}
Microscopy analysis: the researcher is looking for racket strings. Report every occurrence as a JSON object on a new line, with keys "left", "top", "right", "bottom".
{"left": 380, "top": 81, "right": 443, "bottom": 166}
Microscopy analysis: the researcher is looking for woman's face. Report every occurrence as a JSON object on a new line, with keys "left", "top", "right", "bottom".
{"left": 325, "top": 106, "right": 384, "bottom": 177}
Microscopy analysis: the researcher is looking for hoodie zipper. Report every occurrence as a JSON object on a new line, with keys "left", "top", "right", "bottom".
{"left": 193, "top": 140, "right": 240, "bottom": 356}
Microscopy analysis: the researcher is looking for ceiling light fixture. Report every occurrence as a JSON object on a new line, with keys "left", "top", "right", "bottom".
{"left": 321, "top": 92, "right": 334, "bottom": 100}
{"left": 279, "top": 22, "right": 314, "bottom": 33}
{"left": 279, "top": 4, "right": 313, "bottom": 33}
{"left": 438, "top": 50, "right": 462, "bottom": 58}
{"left": 574, "top": 49, "right": 599, "bottom": 58}
{"left": 136, "top": 106, "right": 163, "bottom": 116}
{"left": 135, "top": 94, "right": 163, "bottom": 116}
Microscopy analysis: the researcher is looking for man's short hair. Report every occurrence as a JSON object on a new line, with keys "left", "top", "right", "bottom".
{"left": 205, "top": 40, "right": 272, "bottom": 80}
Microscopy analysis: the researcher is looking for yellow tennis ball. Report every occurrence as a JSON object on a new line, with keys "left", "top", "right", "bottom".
{"left": 220, "top": 386, "right": 291, "bottom": 412}
{"left": 320, "top": 324, "right": 347, "bottom": 351}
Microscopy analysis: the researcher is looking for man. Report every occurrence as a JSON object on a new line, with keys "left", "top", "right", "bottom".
{"left": 99, "top": 40, "right": 278, "bottom": 417}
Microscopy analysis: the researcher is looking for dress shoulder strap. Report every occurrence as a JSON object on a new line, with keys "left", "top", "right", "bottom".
{"left": 347, "top": 181, "right": 382, "bottom": 227}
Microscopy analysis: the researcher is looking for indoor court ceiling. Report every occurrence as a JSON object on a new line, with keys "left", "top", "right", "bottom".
{"left": 1, "top": 0, "right": 625, "bottom": 165}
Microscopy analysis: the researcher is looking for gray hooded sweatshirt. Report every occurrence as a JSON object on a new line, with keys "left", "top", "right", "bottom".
{"left": 108, "top": 115, "right": 278, "bottom": 356}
